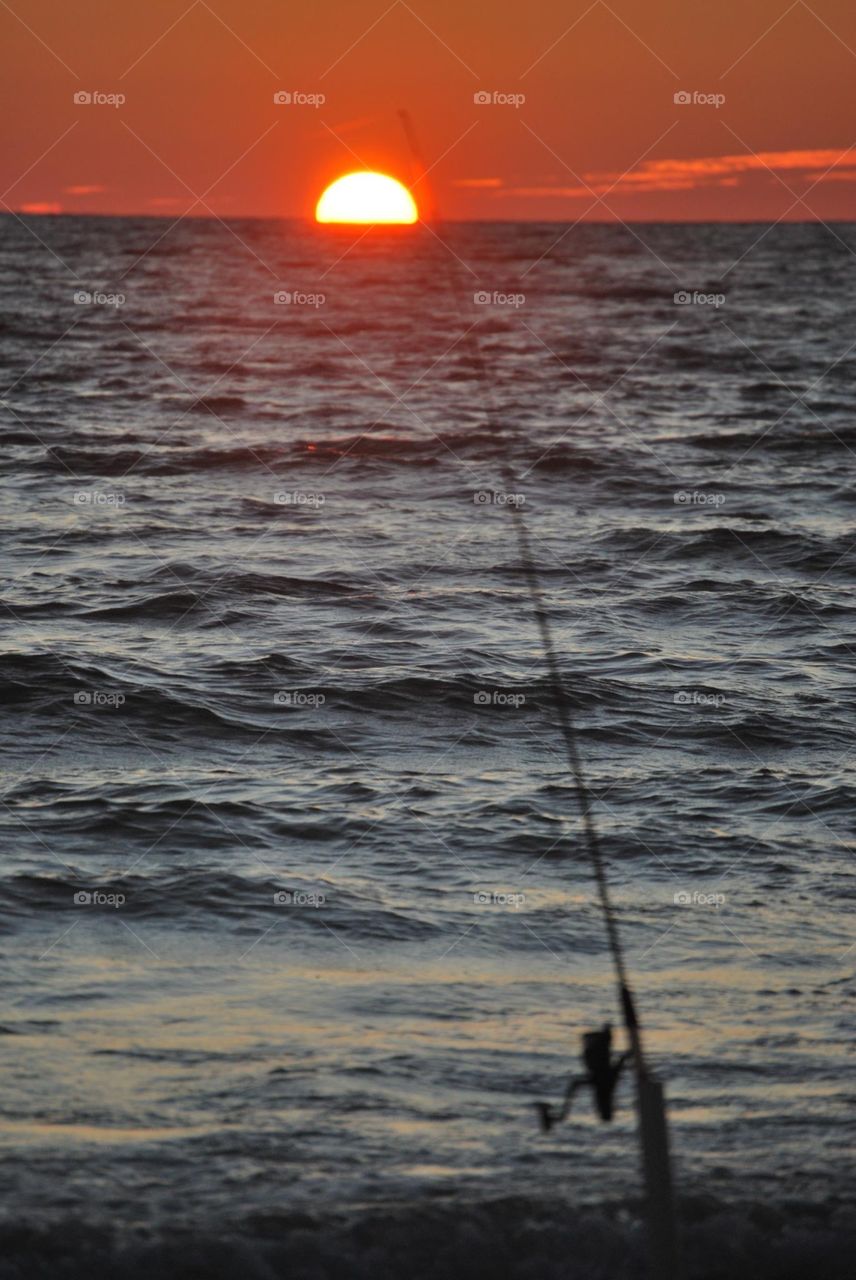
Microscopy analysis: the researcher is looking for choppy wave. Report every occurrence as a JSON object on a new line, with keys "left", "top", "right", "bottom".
{"left": 2, "top": 216, "right": 854, "bottom": 1254}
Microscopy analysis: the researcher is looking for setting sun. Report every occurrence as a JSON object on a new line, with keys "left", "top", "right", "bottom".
{"left": 315, "top": 172, "right": 418, "bottom": 225}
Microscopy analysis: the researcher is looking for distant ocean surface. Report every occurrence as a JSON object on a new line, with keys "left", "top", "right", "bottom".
{"left": 0, "top": 215, "right": 854, "bottom": 1278}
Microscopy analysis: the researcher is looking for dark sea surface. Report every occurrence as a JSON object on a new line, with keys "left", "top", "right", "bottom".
{"left": 0, "top": 215, "right": 854, "bottom": 1277}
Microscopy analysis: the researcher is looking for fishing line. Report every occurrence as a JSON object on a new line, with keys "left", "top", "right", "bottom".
{"left": 398, "top": 109, "right": 642, "bottom": 1056}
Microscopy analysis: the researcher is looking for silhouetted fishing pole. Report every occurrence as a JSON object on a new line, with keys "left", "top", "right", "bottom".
{"left": 398, "top": 109, "right": 681, "bottom": 1280}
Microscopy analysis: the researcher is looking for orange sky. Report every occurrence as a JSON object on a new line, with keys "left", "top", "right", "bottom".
{"left": 1, "top": 0, "right": 855, "bottom": 221}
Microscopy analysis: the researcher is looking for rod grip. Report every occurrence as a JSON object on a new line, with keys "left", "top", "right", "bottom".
{"left": 637, "top": 1074, "right": 681, "bottom": 1279}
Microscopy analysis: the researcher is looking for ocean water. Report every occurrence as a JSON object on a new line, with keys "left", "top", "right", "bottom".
{"left": 0, "top": 214, "right": 854, "bottom": 1278}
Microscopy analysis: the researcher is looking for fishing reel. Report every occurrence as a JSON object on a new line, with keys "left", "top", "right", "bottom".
{"left": 535, "top": 1023, "right": 632, "bottom": 1132}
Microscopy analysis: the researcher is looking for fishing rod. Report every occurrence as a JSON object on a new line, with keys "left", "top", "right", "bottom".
{"left": 398, "top": 109, "right": 680, "bottom": 1279}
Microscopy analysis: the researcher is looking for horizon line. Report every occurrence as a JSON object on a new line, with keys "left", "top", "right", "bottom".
{"left": 3, "top": 211, "right": 856, "bottom": 228}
